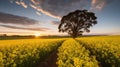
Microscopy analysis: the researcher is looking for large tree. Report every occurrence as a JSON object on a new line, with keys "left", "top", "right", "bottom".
{"left": 58, "top": 10, "right": 97, "bottom": 38}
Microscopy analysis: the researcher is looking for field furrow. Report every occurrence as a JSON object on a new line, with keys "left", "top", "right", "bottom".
{"left": 0, "top": 39, "right": 65, "bottom": 67}
{"left": 77, "top": 36, "right": 120, "bottom": 67}
{"left": 57, "top": 39, "right": 99, "bottom": 67}
{"left": 0, "top": 36, "right": 120, "bottom": 67}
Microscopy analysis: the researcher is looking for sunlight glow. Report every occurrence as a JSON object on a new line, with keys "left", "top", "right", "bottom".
{"left": 34, "top": 33, "right": 41, "bottom": 37}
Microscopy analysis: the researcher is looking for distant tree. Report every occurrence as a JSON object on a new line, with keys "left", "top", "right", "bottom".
{"left": 58, "top": 10, "right": 97, "bottom": 38}
{"left": 3, "top": 34, "right": 7, "bottom": 36}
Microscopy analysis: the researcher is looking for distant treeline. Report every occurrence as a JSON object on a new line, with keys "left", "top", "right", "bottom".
{"left": 0, "top": 35, "right": 71, "bottom": 40}
{"left": 0, "top": 36, "right": 35, "bottom": 40}
{"left": 0, "top": 35, "right": 109, "bottom": 40}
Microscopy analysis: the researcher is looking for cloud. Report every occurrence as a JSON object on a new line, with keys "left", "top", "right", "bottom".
{"left": 29, "top": 0, "right": 89, "bottom": 19}
{"left": 91, "top": 0, "right": 105, "bottom": 10}
{"left": 0, "top": 31, "right": 34, "bottom": 34}
{"left": 51, "top": 21, "right": 60, "bottom": 26}
{"left": 11, "top": 0, "right": 114, "bottom": 19}
{"left": 36, "top": 11, "right": 41, "bottom": 16}
{"left": 30, "top": 4, "right": 61, "bottom": 19}
{"left": 0, "top": 12, "right": 39, "bottom": 25}
{"left": 11, "top": 0, "right": 90, "bottom": 19}
{"left": 0, "top": 24, "right": 50, "bottom": 31}
{"left": 91, "top": 0, "right": 113, "bottom": 10}
{"left": 15, "top": 0, "right": 28, "bottom": 8}
{"left": 31, "top": 0, "right": 39, "bottom": 5}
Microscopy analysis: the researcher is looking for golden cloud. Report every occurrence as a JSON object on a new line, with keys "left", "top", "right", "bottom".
{"left": 10, "top": 0, "right": 114, "bottom": 19}
{"left": 36, "top": 11, "right": 41, "bottom": 16}
{"left": 30, "top": 4, "right": 61, "bottom": 19}
{"left": 15, "top": 1, "right": 28, "bottom": 8}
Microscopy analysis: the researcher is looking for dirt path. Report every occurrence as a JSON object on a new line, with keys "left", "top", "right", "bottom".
{"left": 36, "top": 50, "right": 58, "bottom": 67}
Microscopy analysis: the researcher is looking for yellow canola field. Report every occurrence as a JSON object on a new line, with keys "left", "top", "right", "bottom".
{"left": 0, "top": 39, "right": 64, "bottom": 67}
{"left": 77, "top": 36, "right": 120, "bottom": 67}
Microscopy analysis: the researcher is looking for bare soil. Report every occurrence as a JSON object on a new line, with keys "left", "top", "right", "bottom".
{"left": 36, "top": 50, "right": 58, "bottom": 67}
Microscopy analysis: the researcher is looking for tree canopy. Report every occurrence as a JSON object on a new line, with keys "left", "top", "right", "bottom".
{"left": 58, "top": 10, "right": 97, "bottom": 38}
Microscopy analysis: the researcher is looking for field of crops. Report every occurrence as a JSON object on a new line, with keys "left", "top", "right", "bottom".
{"left": 0, "top": 39, "right": 65, "bottom": 67}
{"left": 77, "top": 36, "right": 120, "bottom": 67}
{"left": 56, "top": 36, "right": 120, "bottom": 67}
{"left": 0, "top": 36, "right": 120, "bottom": 67}
{"left": 57, "top": 39, "right": 99, "bottom": 67}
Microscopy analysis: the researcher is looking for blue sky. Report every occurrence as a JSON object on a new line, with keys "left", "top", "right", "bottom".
{"left": 0, "top": 0, "right": 120, "bottom": 36}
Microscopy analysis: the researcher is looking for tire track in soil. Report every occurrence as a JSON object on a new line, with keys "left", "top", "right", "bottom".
{"left": 36, "top": 49, "right": 58, "bottom": 67}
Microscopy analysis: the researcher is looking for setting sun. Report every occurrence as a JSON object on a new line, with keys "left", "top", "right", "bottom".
{"left": 34, "top": 33, "right": 41, "bottom": 37}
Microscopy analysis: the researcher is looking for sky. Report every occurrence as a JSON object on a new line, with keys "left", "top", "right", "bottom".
{"left": 0, "top": 0, "right": 120, "bottom": 36}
